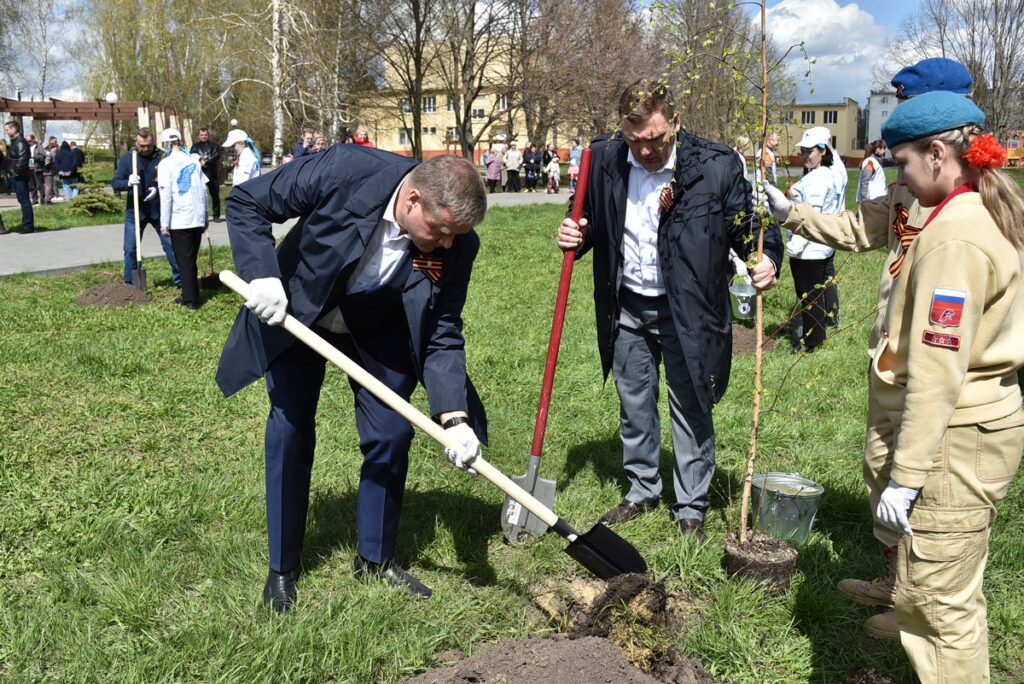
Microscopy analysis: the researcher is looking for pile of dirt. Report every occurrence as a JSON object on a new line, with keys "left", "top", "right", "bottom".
{"left": 844, "top": 666, "right": 894, "bottom": 684}
{"left": 732, "top": 324, "right": 776, "bottom": 356}
{"left": 401, "top": 636, "right": 664, "bottom": 684}
{"left": 529, "top": 574, "right": 714, "bottom": 683}
{"left": 75, "top": 283, "right": 151, "bottom": 307}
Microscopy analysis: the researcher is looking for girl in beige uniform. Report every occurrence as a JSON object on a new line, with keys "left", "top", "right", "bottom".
{"left": 871, "top": 92, "right": 1024, "bottom": 682}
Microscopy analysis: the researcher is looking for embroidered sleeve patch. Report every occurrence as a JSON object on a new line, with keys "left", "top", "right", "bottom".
{"left": 929, "top": 288, "right": 966, "bottom": 327}
{"left": 922, "top": 330, "right": 961, "bottom": 350}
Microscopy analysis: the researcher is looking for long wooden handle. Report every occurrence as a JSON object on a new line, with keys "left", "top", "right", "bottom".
{"left": 219, "top": 270, "right": 562, "bottom": 532}
{"left": 131, "top": 151, "right": 142, "bottom": 264}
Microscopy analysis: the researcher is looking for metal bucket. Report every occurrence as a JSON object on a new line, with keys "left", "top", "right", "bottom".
{"left": 750, "top": 472, "right": 824, "bottom": 545}
{"left": 729, "top": 278, "right": 757, "bottom": 320}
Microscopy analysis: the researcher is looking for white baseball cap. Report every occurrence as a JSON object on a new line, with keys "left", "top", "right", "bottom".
{"left": 796, "top": 126, "right": 831, "bottom": 149}
{"left": 159, "top": 128, "right": 182, "bottom": 143}
{"left": 221, "top": 129, "right": 249, "bottom": 147}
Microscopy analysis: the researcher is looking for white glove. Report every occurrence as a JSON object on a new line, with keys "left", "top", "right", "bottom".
{"left": 762, "top": 181, "right": 791, "bottom": 222}
{"left": 143, "top": 187, "right": 157, "bottom": 202}
{"left": 244, "top": 277, "right": 288, "bottom": 326}
{"left": 876, "top": 481, "right": 919, "bottom": 537}
{"left": 443, "top": 422, "right": 480, "bottom": 475}
{"left": 127, "top": 173, "right": 141, "bottom": 186}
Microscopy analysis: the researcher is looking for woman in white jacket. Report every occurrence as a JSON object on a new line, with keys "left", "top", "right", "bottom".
{"left": 158, "top": 128, "right": 209, "bottom": 309}
{"left": 787, "top": 126, "right": 841, "bottom": 351}
{"left": 856, "top": 139, "right": 888, "bottom": 202}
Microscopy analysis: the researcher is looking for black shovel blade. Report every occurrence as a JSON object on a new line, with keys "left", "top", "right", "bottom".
{"left": 564, "top": 522, "right": 648, "bottom": 580}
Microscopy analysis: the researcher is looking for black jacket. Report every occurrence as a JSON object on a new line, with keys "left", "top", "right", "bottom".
{"left": 6, "top": 134, "right": 30, "bottom": 178}
{"left": 575, "top": 130, "right": 783, "bottom": 412}
{"left": 192, "top": 141, "right": 221, "bottom": 183}
{"left": 215, "top": 144, "right": 487, "bottom": 438}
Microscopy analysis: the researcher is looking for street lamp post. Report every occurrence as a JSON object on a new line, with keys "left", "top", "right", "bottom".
{"left": 105, "top": 92, "right": 119, "bottom": 171}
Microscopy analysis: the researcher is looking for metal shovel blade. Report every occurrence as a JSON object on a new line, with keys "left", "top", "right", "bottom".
{"left": 564, "top": 522, "right": 649, "bottom": 580}
{"left": 502, "top": 456, "right": 556, "bottom": 545}
{"left": 502, "top": 476, "right": 556, "bottom": 544}
{"left": 131, "top": 267, "right": 147, "bottom": 292}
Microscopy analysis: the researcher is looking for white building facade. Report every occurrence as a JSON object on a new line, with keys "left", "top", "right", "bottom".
{"left": 864, "top": 91, "right": 897, "bottom": 147}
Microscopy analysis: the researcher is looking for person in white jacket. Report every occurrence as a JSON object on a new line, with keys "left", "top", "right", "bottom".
{"left": 787, "top": 126, "right": 841, "bottom": 351}
{"left": 158, "top": 128, "right": 209, "bottom": 309}
{"left": 856, "top": 139, "right": 888, "bottom": 202}
{"left": 222, "top": 128, "right": 262, "bottom": 187}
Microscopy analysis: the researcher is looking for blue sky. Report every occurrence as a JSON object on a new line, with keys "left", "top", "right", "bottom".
{"left": 764, "top": 0, "right": 922, "bottom": 104}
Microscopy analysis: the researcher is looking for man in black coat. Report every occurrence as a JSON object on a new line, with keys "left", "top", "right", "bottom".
{"left": 3, "top": 120, "right": 34, "bottom": 234}
{"left": 557, "top": 80, "right": 783, "bottom": 541}
{"left": 191, "top": 127, "right": 223, "bottom": 222}
{"left": 216, "top": 147, "right": 488, "bottom": 612}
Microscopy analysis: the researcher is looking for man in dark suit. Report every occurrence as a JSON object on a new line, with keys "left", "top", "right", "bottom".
{"left": 557, "top": 79, "right": 783, "bottom": 541}
{"left": 216, "top": 148, "right": 488, "bottom": 613}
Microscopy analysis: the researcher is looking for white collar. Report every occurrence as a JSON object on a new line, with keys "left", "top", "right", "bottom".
{"left": 384, "top": 179, "right": 405, "bottom": 239}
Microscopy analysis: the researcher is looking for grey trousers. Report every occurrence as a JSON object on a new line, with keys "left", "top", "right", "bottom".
{"left": 613, "top": 289, "right": 716, "bottom": 521}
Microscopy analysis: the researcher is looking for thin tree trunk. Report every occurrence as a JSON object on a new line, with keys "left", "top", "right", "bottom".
{"left": 271, "top": 0, "right": 286, "bottom": 166}
{"left": 739, "top": 0, "right": 769, "bottom": 545}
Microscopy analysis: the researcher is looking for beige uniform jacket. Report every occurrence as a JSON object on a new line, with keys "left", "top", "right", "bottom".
{"left": 782, "top": 184, "right": 931, "bottom": 350}
{"left": 868, "top": 192, "right": 1024, "bottom": 489}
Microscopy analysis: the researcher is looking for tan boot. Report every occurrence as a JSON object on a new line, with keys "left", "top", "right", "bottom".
{"left": 863, "top": 610, "right": 900, "bottom": 640}
{"left": 838, "top": 546, "right": 896, "bottom": 608}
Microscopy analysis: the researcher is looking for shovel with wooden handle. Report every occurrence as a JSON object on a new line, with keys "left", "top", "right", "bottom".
{"left": 219, "top": 270, "right": 648, "bottom": 580}
{"left": 130, "top": 150, "right": 147, "bottom": 291}
{"left": 502, "top": 148, "right": 594, "bottom": 545}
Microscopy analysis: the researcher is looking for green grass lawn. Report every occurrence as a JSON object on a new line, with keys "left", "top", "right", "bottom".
{"left": 0, "top": 205, "right": 1021, "bottom": 683}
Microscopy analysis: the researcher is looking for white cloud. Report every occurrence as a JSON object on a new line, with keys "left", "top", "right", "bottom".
{"left": 767, "top": 0, "right": 887, "bottom": 104}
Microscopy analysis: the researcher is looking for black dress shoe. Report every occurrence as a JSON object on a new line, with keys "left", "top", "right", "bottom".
{"left": 354, "top": 555, "right": 432, "bottom": 599}
{"left": 678, "top": 518, "right": 708, "bottom": 544}
{"left": 598, "top": 498, "right": 658, "bottom": 525}
{"left": 18, "top": 227, "right": 35, "bottom": 234}
{"left": 263, "top": 568, "right": 300, "bottom": 613}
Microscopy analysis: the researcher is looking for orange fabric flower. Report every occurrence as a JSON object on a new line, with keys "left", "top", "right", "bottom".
{"left": 963, "top": 133, "right": 1007, "bottom": 170}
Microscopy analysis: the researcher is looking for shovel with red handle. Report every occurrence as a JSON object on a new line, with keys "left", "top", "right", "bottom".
{"left": 501, "top": 148, "right": 593, "bottom": 545}
{"left": 219, "top": 268, "right": 648, "bottom": 580}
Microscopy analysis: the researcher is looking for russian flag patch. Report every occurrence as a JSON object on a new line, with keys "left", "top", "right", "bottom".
{"left": 929, "top": 288, "right": 966, "bottom": 327}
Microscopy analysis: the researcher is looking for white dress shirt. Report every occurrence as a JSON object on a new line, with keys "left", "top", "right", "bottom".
{"left": 316, "top": 181, "right": 410, "bottom": 333}
{"left": 622, "top": 148, "right": 675, "bottom": 296}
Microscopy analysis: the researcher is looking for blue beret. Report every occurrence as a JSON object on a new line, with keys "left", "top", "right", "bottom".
{"left": 882, "top": 92, "right": 985, "bottom": 148}
{"left": 892, "top": 58, "right": 972, "bottom": 98}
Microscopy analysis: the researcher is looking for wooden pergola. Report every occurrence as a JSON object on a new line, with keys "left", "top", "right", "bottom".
{"left": 0, "top": 97, "right": 194, "bottom": 146}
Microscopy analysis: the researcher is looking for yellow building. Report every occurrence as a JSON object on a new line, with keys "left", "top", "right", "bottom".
{"left": 360, "top": 87, "right": 529, "bottom": 161}
{"left": 778, "top": 97, "right": 864, "bottom": 162}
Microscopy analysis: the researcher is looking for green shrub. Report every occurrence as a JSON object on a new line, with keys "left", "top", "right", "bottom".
{"left": 66, "top": 191, "right": 123, "bottom": 217}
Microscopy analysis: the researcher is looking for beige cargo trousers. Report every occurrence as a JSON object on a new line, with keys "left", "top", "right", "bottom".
{"left": 888, "top": 407, "right": 1024, "bottom": 682}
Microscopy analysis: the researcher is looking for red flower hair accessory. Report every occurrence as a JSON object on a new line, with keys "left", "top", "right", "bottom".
{"left": 963, "top": 133, "right": 1007, "bottom": 170}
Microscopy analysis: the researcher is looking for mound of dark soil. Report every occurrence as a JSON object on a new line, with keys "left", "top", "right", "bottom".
{"left": 732, "top": 323, "right": 776, "bottom": 356}
{"left": 75, "top": 283, "right": 151, "bottom": 307}
{"left": 401, "top": 636, "right": 665, "bottom": 684}
{"left": 844, "top": 666, "right": 894, "bottom": 684}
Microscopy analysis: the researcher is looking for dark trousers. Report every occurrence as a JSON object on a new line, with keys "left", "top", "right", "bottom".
{"left": 206, "top": 178, "right": 221, "bottom": 218}
{"left": 30, "top": 171, "right": 41, "bottom": 202}
{"left": 486, "top": 179, "right": 499, "bottom": 193}
{"left": 525, "top": 172, "right": 538, "bottom": 191}
{"left": 264, "top": 329, "right": 417, "bottom": 572}
{"left": 790, "top": 257, "right": 832, "bottom": 350}
{"left": 169, "top": 228, "right": 204, "bottom": 305}
{"left": 822, "top": 254, "right": 839, "bottom": 326}
{"left": 505, "top": 170, "right": 521, "bottom": 192}
{"left": 12, "top": 177, "right": 34, "bottom": 232}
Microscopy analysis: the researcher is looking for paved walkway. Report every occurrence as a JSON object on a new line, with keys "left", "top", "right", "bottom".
{"left": 0, "top": 189, "right": 568, "bottom": 277}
